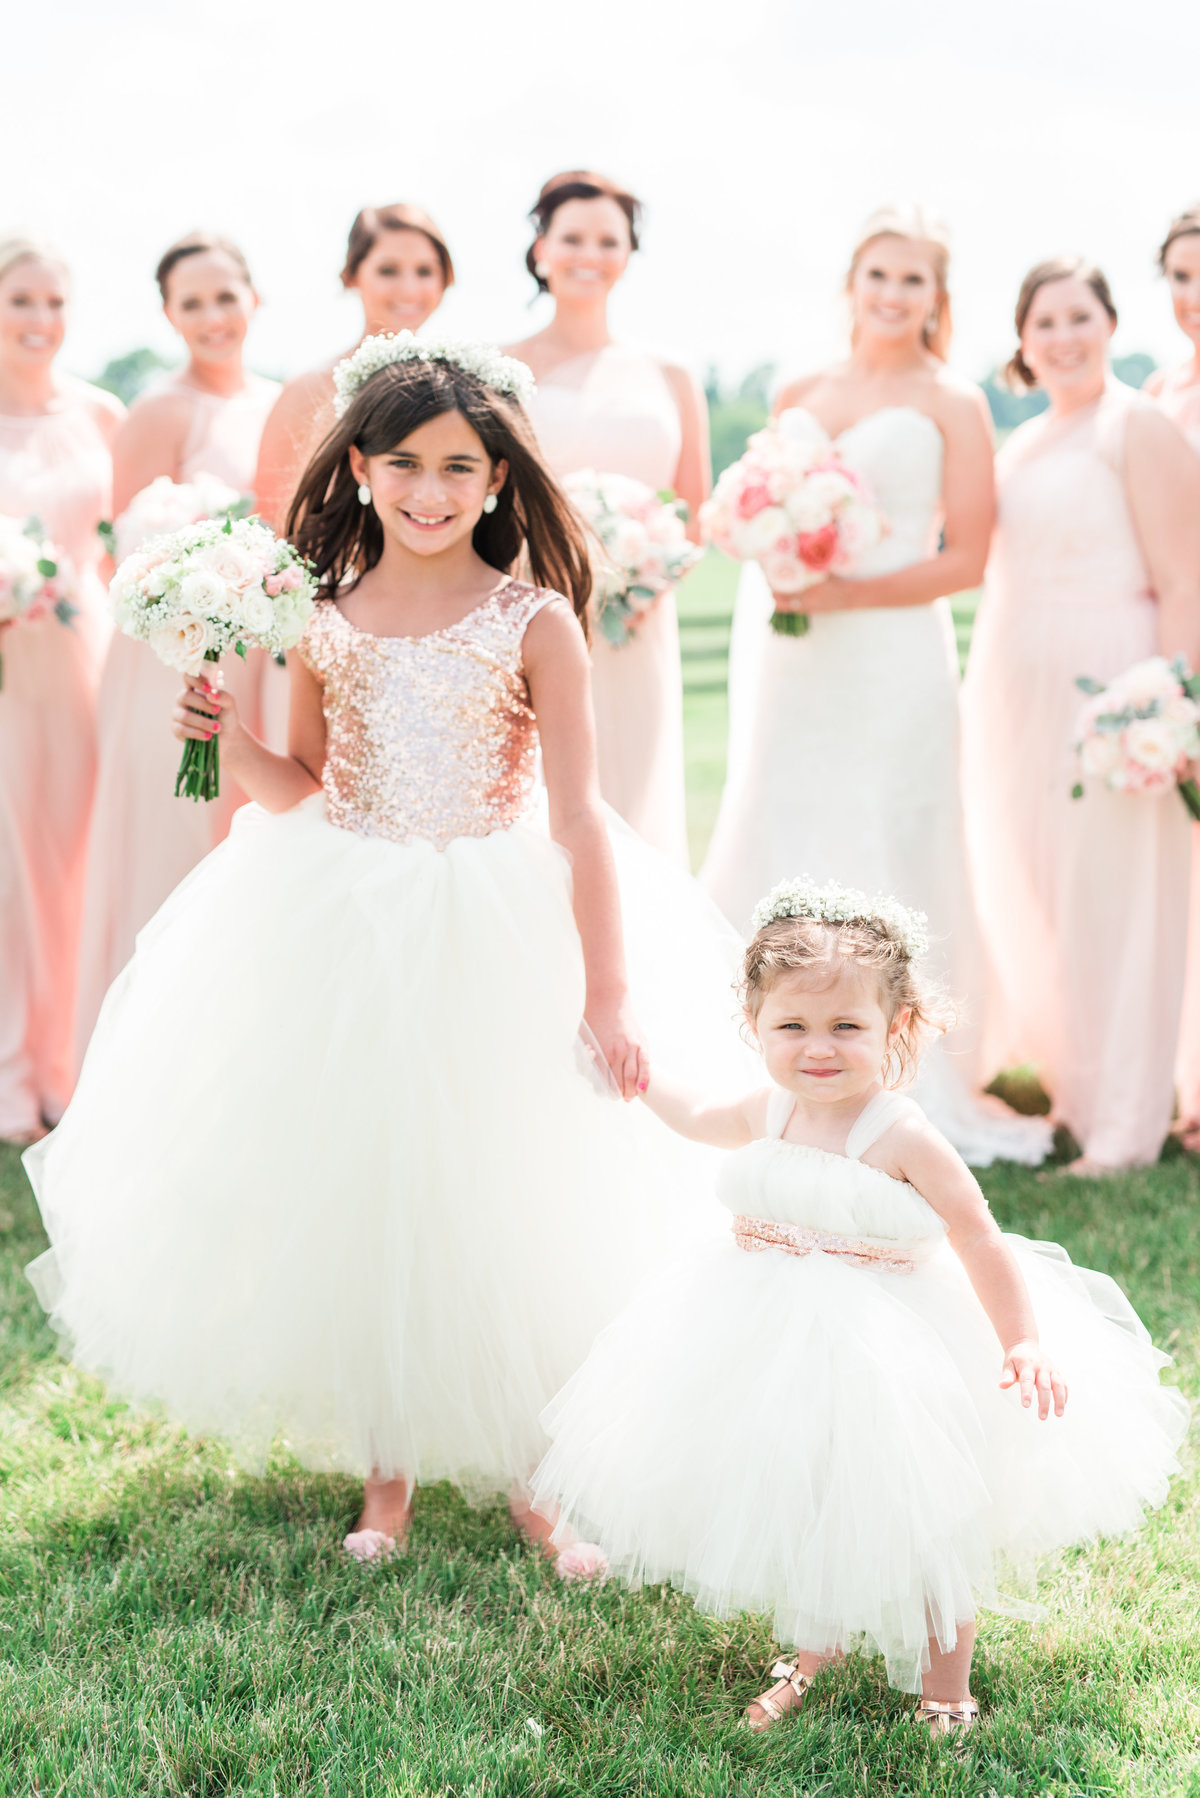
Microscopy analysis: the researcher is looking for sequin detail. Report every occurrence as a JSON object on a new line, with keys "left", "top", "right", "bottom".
{"left": 732, "top": 1214, "right": 919, "bottom": 1274}
{"left": 300, "top": 581, "right": 559, "bottom": 848}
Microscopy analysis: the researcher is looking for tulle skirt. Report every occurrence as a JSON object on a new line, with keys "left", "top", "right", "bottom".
{"left": 532, "top": 1229, "right": 1187, "bottom": 1692}
{"left": 26, "top": 794, "right": 746, "bottom": 1494}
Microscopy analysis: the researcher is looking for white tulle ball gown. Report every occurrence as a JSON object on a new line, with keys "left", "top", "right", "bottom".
{"left": 532, "top": 1087, "right": 1187, "bottom": 1693}
{"left": 25, "top": 582, "right": 746, "bottom": 1496}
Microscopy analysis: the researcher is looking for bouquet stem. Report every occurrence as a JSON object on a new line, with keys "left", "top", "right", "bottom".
{"left": 1181, "top": 778, "right": 1200, "bottom": 822}
{"left": 770, "top": 609, "right": 810, "bottom": 637}
{"left": 174, "top": 654, "right": 220, "bottom": 803}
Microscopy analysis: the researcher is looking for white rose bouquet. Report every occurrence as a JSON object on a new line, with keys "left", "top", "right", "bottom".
{"left": 0, "top": 513, "right": 76, "bottom": 690}
{"left": 110, "top": 514, "right": 317, "bottom": 802}
{"left": 1072, "top": 655, "right": 1200, "bottom": 820}
{"left": 100, "top": 473, "right": 252, "bottom": 563}
{"left": 563, "top": 469, "right": 702, "bottom": 647}
{"left": 700, "top": 424, "right": 885, "bottom": 636}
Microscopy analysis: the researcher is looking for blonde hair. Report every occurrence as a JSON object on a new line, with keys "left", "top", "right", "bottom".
{"left": 739, "top": 914, "right": 951, "bottom": 1089}
{"left": 0, "top": 237, "right": 68, "bottom": 288}
{"left": 1158, "top": 203, "right": 1200, "bottom": 273}
{"left": 845, "top": 204, "right": 952, "bottom": 361}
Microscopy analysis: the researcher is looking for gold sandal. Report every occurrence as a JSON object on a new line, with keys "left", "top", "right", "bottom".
{"left": 745, "top": 1661, "right": 813, "bottom": 1732}
{"left": 914, "top": 1696, "right": 979, "bottom": 1739}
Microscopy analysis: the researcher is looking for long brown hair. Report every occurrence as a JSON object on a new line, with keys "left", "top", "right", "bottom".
{"left": 1005, "top": 256, "right": 1118, "bottom": 392}
{"left": 526, "top": 170, "right": 642, "bottom": 295}
{"left": 341, "top": 203, "right": 454, "bottom": 289}
{"left": 287, "top": 356, "right": 591, "bottom": 630}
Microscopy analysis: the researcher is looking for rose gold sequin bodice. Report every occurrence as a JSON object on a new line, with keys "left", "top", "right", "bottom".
{"left": 299, "top": 580, "right": 558, "bottom": 848}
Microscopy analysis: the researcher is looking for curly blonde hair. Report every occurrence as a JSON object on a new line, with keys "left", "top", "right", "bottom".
{"left": 739, "top": 914, "right": 952, "bottom": 1089}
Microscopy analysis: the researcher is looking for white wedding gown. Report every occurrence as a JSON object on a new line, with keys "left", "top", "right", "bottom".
{"left": 702, "top": 406, "right": 1051, "bottom": 1167}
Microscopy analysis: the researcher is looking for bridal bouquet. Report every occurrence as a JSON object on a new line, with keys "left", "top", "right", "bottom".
{"left": 700, "top": 425, "right": 885, "bottom": 636}
{"left": 0, "top": 513, "right": 75, "bottom": 689}
{"left": 563, "top": 469, "right": 702, "bottom": 647}
{"left": 1072, "top": 655, "right": 1200, "bottom": 820}
{"left": 110, "top": 515, "right": 317, "bottom": 801}
{"left": 101, "top": 473, "right": 252, "bottom": 563}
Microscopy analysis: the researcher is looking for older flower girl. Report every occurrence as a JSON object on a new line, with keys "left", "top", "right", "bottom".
{"left": 533, "top": 881, "right": 1186, "bottom": 1734}
{"left": 25, "top": 335, "right": 740, "bottom": 1563}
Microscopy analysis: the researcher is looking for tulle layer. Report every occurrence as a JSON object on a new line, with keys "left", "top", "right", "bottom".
{"left": 26, "top": 795, "right": 745, "bottom": 1494}
{"left": 532, "top": 1233, "right": 1187, "bottom": 1692}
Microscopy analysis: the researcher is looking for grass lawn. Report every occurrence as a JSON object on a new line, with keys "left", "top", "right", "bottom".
{"left": 1, "top": 564, "right": 1197, "bottom": 1796}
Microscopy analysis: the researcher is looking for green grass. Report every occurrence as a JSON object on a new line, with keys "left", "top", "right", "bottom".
{"left": 1, "top": 567, "right": 1197, "bottom": 1795}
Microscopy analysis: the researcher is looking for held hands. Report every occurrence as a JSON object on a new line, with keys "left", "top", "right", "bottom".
{"left": 1000, "top": 1338, "right": 1068, "bottom": 1420}
{"left": 172, "top": 673, "right": 244, "bottom": 752}
{"left": 585, "top": 993, "right": 649, "bottom": 1102}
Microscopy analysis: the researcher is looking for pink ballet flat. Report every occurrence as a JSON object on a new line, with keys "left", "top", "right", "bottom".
{"left": 554, "top": 1542, "right": 608, "bottom": 1583}
{"left": 343, "top": 1528, "right": 396, "bottom": 1562}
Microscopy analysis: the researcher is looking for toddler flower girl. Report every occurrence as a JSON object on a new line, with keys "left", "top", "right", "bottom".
{"left": 532, "top": 879, "right": 1187, "bottom": 1734}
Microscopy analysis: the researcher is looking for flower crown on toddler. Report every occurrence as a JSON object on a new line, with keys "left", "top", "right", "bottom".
{"left": 751, "top": 877, "right": 930, "bottom": 961}
{"left": 333, "top": 331, "right": 537, "bottom": 418}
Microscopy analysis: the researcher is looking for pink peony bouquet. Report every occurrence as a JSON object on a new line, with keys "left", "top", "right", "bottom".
{"left": 700, "top": 424, "right": 885, "bottom": 636}
{"left": 563, "top": 469, "right": 702, "bottom": 647}
{"left": 110, "top": 514, "right": 316, "bottom": 802}
{"left": 101, "top": 473, "right": 252, "bottom": 564}
{"left": 1072, "top": 655, "right": 1200, "bottom": 820}
{"left": 0, "top": 512, "right": 75, "bottom": 690}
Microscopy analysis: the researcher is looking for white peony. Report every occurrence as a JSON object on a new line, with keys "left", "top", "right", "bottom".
{"left": 736, "top": 504, "right": 793, "bottom": 558}
{"left": 149, "top": 614, "right": 210, "bottom": 676}
{"left": 1079, "top": 730, "right": 1123, "bottom": 778}
{"left": 1122, "top": 717, "right": 1181, "bottom": 774}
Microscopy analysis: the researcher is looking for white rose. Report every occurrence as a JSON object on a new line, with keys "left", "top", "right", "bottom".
{"left": 199, "top": 540, "right": 264, "bottom": 593}
{"left": 237, "top": 587, "right": 274, "bottom": 637}
{"left": 179, "top": 569, "right": 230, "bottom": 617}
{"left": 735, "top": 504, "right": 793, "bottom": 558}
{"left": 1122, "top": 717, "right": 1179, "bottom": 775}
{"left": 1111, "top": 657, "right": 1178, "bottom": 711}
{"left": 610, "top": 518, "right": 651, "bottom": 571}
{"left": 148, "top": 614, "right": 210, "bottom": 676}
{"left": 1079, "top": 731, "right": 1122, "bottom": 778}
{"left": 784, "top": 484, "right": 835, "bottom": 533}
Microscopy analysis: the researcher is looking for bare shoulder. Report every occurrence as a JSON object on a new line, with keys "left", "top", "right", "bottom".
{"left": 868, "top": 1106, "right": 963, "bottom": 1183}
{"left": 521, "top": 590, "right": 584, "bottom": 654}
{"left": 271, "top": 368, "right": 335, "bottom": 421}
{"left": 927, "top": 367, "right": 993, "bottom": 434}
{"left": 773, "top": 370, "right": 827, "bottom": 416}
{"left": 1124, "top": 386, "right": 1186, "bottom": 451}
{"left": 740, "top": 1086, "right": 775, "bottom": 1137}
{"left": 120, "top": 384, "right": 193, "bottom": 434}
{"left": 657, "top": 358, "right": 702, "bottom": 401}
{"left": 74, "top": 378, "right": 126, "bottom": 442}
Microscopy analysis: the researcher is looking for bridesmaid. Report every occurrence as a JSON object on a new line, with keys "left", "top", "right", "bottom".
{"left": 505, "top": 171, "right": 709, "bottom": 867}
{"left": 702, "top": 206, "right": 1048, "bottom": 1166}
{"left": 253, "top": 202, "right": 452, "bottom": 532}
{"left": 962, "top": 257, "right": 1200, "bottom": 1174}
{"left": 74, "top": 234, "right": 280, "bottom": 1057}
{"left": 0, "top": 239, "right": 122, "bottom": 1143}
{"left": 1146, "top": 206, "right": 1200, "bottom": 1153}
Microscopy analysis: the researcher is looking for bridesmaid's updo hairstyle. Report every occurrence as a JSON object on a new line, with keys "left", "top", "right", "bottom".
{"left": 341, "top": 204, "right": 454, "bottom": 289}
{"left": 1005, "top": 256, "right": 1118, "bottom": 392}
{"left": 288, "top": 358, "right": 591, "bottom": 631}
{"left": 1158, "top": 204, "right": 1200, "bottom": 273}
{"left": 847, "top": 205, "right": 952, "bottom": 360}
{"left": 155, "top": 232, "right": 254, "bottom": 301}
{"left": 739, "top": 914, "right": 950, "bottom": 1089}
{"left": 526, "top": 171, "right": 642, "bottom": 294}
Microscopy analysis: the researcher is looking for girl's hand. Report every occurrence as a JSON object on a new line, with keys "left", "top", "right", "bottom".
{"left": 172, "top": 674, "right": 243, "bottom": 750}
{"left": 1000, "top": 1339, "right": 1068, "bottom": 1420}
{"left": 585, "top": 994, "right": 649, "bottom": 1102}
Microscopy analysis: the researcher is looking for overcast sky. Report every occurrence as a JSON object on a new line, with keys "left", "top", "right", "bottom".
{"left": 5, "top": 0, "right": 1199, "bottom": 390}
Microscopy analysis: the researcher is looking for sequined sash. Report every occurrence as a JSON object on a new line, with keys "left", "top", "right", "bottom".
{"left": 732, "top": 1215, "right": 918, "bottom": 1274}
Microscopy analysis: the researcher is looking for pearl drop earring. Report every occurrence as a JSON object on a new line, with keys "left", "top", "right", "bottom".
{"left": 357, "top": 484, "right": 371, "bottom": 506}
{"left": 535, "top": 261, "right": 550, "bottom": 279}
{"left": 482, "top": 494, "right": 498, "bottom": 514}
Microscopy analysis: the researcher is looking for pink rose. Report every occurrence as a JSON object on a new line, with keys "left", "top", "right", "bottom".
{"left": 264, "top": 573, "right": 285, "bottom": 596}
{"left": 797, "top": 523, "right": 840, "bottom": 572}
{"left": 761, "top": 541, "right": 810, "bottom": 595}
{"left": 734, "top": 478, "right": 773, "bottom": 520}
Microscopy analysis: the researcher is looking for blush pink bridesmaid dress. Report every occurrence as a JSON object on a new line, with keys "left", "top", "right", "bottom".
{"left": 962, "top": 384, "right": 1192, "bottom": 1167}
{"left": 1153, "top": 374, "right": 1200, "bottom": 1132}
{"left": 74, "top": 374, "right": 280, "bottom": 1059}
{"left": 525, "top": 345, "right": 690, "bottom": 866}
{"left": 0, "top": 384, "right": 116, "bottom": 1136}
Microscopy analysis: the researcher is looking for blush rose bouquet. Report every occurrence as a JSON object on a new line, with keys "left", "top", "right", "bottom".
{"left": 563, "top": 469, "right": 702, "bottom": 647}
{"left": 699, "top": 424, "right": 885, "bottom": 636}
{"left": 110, "top": 514, "right": 316, "bottom": 802}
{"left": 1072, "top": 655, "right": 1200, "bottom": 819}
{"left": 0, "top": 513, "right": 76, "bottom": 690}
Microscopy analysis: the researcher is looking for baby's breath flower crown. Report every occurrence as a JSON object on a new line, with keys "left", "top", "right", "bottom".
{"left": 751, "top": 877, "right": 930, "bottom": 961}
{"left": 332, "top": 332, "right": 537, "bottom": 419}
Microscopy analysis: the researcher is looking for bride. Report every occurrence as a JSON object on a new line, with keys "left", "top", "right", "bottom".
{"left": 702, "top": 205, "right": 1050, "bottom": 1167}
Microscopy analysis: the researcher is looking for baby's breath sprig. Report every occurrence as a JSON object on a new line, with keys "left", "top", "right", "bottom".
{"left": 333, "top": 332, "right": 536, "bottom": 418}
{"left": 751, "top": 877, "right": 930, "bottom": 961}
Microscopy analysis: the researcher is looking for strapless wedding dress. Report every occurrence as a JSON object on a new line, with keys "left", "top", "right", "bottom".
{"left": 703, "top": 406, "right": 1050, "bottom": 1167}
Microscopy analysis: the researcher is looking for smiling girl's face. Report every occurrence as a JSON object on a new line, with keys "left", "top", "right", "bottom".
{"left": 748, "top": 962, "right": 907, "bottom": 1104}
{"left": 348, "top": 410, "right": 507, "bottom": 560}
{"left": 1018, "top": 275, "right": 1115, "bottom": 397}
{"left": 0, "top": 255, "right": 67, "bottom": 370}
{"left": 848, "top": 233, "right": 941, "bottom": 350}
{"left": 534, "top": 196, "right": 632, "bottom": 304}
{"left": 348, "top": 228, "right": 446, "bottom": 338}
{"left": 162, "top": 248, "right": 257, "bottom": 366}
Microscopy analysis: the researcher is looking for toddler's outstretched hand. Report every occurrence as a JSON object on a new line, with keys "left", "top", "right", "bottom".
{"left": 1000, "top": 1339, "right": 1067, "bottom": 1420}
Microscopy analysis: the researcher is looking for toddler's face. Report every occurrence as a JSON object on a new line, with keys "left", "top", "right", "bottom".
{"left": 749, "top": 963, "right": 906, "bottom": 1105}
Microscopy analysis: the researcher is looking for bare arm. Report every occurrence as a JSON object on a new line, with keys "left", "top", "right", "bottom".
{"left": 524, "top": 600, "right": 646, "bottom": 1098}
{"left": 885, "top": 1117, "right": 1067, "bottom": 1419}
{"left": 663, "top": 363, "right": 712, "bottom": 545}
{"left": 253, "top": 373, "right": 333, "bottom": 533}
{"left": 640, "top": 1071, "right": 766, "bottom": 1147}
{"left": 1124, "top": 404, "right": 1200, "bottom": 668}
{"left": 111, "top": 392, "right": 192, "bottom": 516}
{"left": 774, "top": 385, "right": 995, "bottom": 616}
{"left": 172, "top": 651, "right": 324, "bottom": 812}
